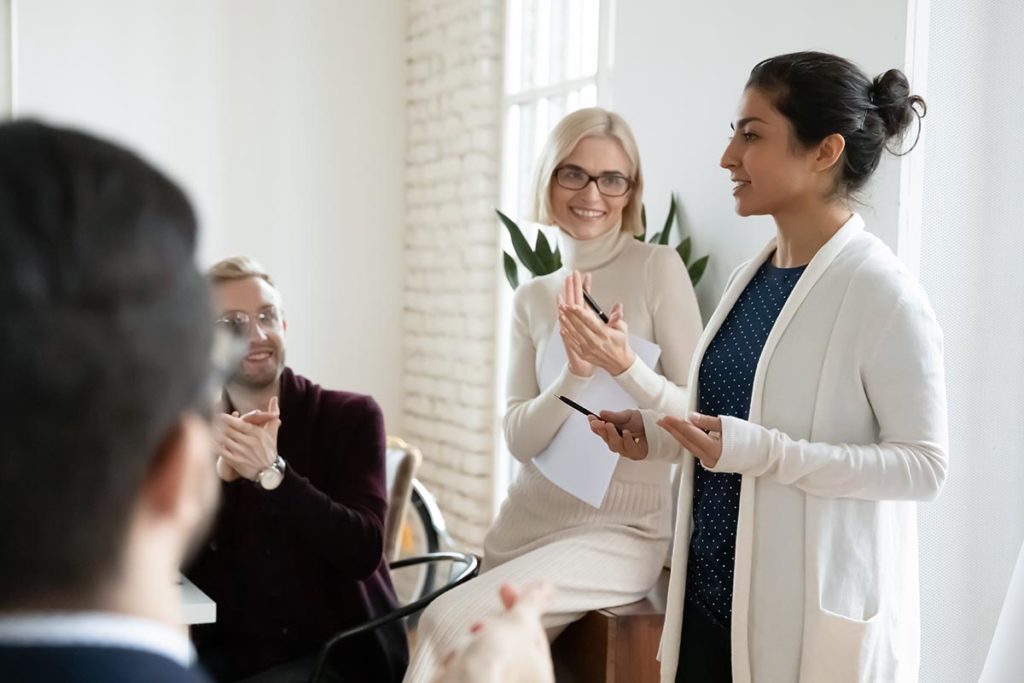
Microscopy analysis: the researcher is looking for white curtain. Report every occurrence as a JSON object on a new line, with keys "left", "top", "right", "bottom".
{"left": 916, "top": 0, "right": 1024, "bottom": 681}
{"left": 981, "top": 541, "right": 1024, "bottom": 681}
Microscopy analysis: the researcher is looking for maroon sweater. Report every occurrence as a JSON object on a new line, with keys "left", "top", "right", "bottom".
{"left": 186, "top": 368, "right": 407, "bottom": 682}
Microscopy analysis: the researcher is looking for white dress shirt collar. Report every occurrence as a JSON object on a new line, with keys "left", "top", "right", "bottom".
{"left": 0, "top": 611, "right": 195, "bottom": 668}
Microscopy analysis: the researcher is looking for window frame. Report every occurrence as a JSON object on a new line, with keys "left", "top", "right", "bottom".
{"left": 491, "top": 0, "right": 616, "bottom": 509}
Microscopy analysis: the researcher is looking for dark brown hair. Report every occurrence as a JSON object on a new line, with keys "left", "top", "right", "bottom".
{"left": 747, "top": 51, "right": 926, "bottom": 198}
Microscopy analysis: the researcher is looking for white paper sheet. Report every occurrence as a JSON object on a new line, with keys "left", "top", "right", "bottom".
{"left": 533, "top": 328, "right": 661, "bottom": 508}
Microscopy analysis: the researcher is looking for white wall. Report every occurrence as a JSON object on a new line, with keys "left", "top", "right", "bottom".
{"left": 610, "top": 4, "right": 1024, "bottom": 682}
{"left": 11, "top": 0, "right": 406, "bottom": 427}
{"left": 915, "top": 0, "right": 1024, "bottom": 680}
{"left": 611, "top": 0, "right": 910, "bottom": 317}
{"left": 0, "top": 0, "right": 11, "bottom": 117}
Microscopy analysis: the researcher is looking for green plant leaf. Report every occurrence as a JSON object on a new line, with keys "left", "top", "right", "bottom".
{"left": 659, "top": 195, "right": 676, "bottom": 244}
{"left": 688, "top": 255, "right": 709, "bottom": 286}
{"left": 535, "top": 230, "right": 557, "bottom": 273}
{"left": 496, "top": 209, "right": 545, "bottom": 276}
{"left": 649, "top": 231, "right": 662, "bottom": 244}
{"left": 503, "top": 251, "right": 519, "bottom": 290}
{"left": 673, "top": 192, "right": 684, "bottom": 233}
{"left": 552, "top": 246, "right": 563, "bottom": 270}
{"left": 641, "top": 204, "right": 647, "bottom": 229}
{"left": 676, "top": 237, "right": 692, "bottom": 265}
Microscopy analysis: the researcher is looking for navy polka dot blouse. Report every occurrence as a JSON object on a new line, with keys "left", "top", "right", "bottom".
{"left": 684, "top": 257, "right": 806, "bottom": 629}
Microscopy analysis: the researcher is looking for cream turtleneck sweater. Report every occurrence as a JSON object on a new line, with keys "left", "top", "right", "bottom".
{"left": 503, "top": 225, "right": 703, "bottom": 472}
{"left": 403, "top": 226, "right": 705, "bottom": 683}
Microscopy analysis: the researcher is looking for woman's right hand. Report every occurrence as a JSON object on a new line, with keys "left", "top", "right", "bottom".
{"left": 558, "top": 271, "right": 595, "bottom": 377}
{"left": 588, "top": 409, "right": 648, "bottom": 460}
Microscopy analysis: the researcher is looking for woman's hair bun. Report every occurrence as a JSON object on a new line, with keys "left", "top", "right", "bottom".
{"left": 870, "top": 69, "right": 927, "bottom": 142}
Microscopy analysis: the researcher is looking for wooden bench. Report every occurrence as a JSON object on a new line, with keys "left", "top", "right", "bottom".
{"left": 551, "top": 569, "right": 670, "bottom": 683}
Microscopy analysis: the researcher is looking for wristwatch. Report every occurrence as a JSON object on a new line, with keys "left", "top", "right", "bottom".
{"left": 257, "top": 455, "right": 287, "bottom": 490}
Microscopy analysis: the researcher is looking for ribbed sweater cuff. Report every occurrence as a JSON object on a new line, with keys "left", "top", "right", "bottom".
{"left": 614, "top": 354, "right": 658, "bottom": 403}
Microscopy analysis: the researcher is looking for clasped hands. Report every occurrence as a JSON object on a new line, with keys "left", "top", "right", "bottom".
{"left": 588, "top": 409, "right": 724, "bottom": 469}
{"left": 214, "top": 397, "right": 281, "bottom": 482}
{"left": 557, "top": 271, "right": 635, "bottom": 377}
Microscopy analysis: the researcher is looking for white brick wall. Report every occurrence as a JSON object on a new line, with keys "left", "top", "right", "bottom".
{"left": 403, "top": 0, "right": 503, "bottom": 551}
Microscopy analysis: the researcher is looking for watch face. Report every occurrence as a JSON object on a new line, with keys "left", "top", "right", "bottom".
{"left": 259, "top": 467, "right": 284, "bottom": 490}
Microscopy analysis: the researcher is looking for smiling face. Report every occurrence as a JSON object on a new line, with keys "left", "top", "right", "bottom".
{"left": 213, "top": 276, "right": 286, "bottom": 390}
{"left": 549, "top": 136, "right": 634, "bottom": 240}
{"left": 720, "top": 88, "right": 825, "bottom": 218}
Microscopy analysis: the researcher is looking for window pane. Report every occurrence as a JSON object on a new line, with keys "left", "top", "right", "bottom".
{"left": 580, "top": 0, "right": 599, "bottom": 78}
{"left": 579, "top": 83, "right": 597, "bottom": 107}
{"left": 544, "top": 94, "right": 567, "bottom": 134}
{"left": 548, "top": 0, "right": 567, "bottom": 86}
{"left": 564, "top": 85, "right": 596, "bottom": 114}
{"left": 509, "top": 0, "right": 600, "bottom": 96}
{"left": 519, "top": 0, "right": 537, "bottom": 91}
{"left": 566, "top": 0, "right": 582, "bottom": 80}
{"left": 504, "top": 0, "right": 524, "bottom": 94}
{"left": 502, "top": 104, "right": 522, "bottom": 218}
{"left": 527, "top": 0, "right": 551, "bottom": 90}
{"left": 516, "top": 99, "right": 540, "bottom": 219}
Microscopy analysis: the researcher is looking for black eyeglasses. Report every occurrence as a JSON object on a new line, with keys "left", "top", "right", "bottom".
{"left": 215, "top": 306, "right": 282, "bottom": 338}
{"left": 554, "top": 165, "right": 633, "bottom": 197}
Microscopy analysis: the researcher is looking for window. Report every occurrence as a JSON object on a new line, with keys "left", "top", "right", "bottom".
{"left": 500, "top": 0, "right": 612, "bottom": 219}
{"left": 493, "top": 0, "right": 614, "bottom": 502}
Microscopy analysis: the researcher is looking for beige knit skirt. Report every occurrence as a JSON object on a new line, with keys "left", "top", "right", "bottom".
{"left": 402, "top": 461, "right": 672, "bottom": 683}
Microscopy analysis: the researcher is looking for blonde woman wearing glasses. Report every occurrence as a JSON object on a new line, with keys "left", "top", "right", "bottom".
{"left": 403, "top": 108, "right": 703, "bottom": 682}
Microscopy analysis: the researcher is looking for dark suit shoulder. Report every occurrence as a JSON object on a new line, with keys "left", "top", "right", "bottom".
{"left": 284, "top": 368, "right": 382, "bottom": 424}
{"left": 320, "top": 390, "right": 382, "bottom": 421}
{"left": 0, "top": 645, "right": 211, "bottom": 682}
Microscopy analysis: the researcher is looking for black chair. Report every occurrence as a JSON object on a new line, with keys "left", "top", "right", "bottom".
{"left": 309, "top": 551, "right": 479, "bottom": 683}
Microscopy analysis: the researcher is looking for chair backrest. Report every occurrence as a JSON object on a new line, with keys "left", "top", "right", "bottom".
{"left": 311, "top": 551, "right": 480, "bottom": 683}
{"left": 384, "top": 436, "right": 422, "bottom": 562}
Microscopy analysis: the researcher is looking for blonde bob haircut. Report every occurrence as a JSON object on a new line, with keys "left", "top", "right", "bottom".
{"left": 531, "top": 107, "right": 645, "bottom": 237}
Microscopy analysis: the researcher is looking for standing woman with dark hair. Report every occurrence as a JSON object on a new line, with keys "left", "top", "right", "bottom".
{"left": 589, "top": 52, "right": 948, "bottom": 682}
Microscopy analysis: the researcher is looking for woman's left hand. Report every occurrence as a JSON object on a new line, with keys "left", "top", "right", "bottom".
{"left": 657, "top": 413, "right": 723, "bottom": 469}
{"left": 557, "top": 270, "right": 635, "bottom": 376}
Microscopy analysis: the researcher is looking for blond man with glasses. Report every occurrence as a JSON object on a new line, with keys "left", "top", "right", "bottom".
{"left": 186, "top": 258, "right": 408, "bottom": 683}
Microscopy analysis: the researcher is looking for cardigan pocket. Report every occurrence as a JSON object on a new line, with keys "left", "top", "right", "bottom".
{"left": 800, "top": 606, "right": 895, "bottom": 682}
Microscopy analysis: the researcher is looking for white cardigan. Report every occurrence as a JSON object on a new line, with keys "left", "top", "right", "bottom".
{"left": 642, "top": 214, "right": 948, "bottom": 682}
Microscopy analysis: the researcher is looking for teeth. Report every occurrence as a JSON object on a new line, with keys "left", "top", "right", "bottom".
{"left": 571, "top": 208, "right": 605, "bottom": 219}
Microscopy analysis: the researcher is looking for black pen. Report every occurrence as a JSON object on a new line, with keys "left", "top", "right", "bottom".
{"left": 581, "top": 289, "right": 609, "bottom": 324}
{"left": 557, "top": 394, "right": 623, "bottom": 435}
{"left": 557, "top": 394, "right": 598, "bottom": 419}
